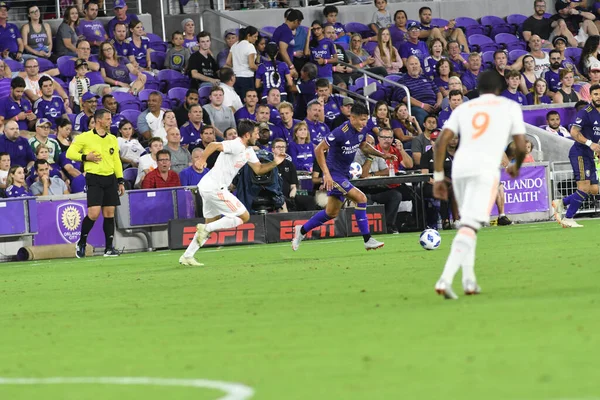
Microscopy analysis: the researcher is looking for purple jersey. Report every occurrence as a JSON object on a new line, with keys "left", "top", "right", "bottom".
{"left": 183, "top": 38, "right": 198, "bottom": 51}
{"left": 325, "top": 120, "right": 367, "bottom": 177}
{"left": 288, "top": 141, "right": 314, "bottom": 172}
{"left": 256, "top": 61, "right": 290, "bottom": 97}
{"left": 111, "top": 113, "right": 126, "bottom": 135}
{"left": 0, "top": 23, "right": 21, "bottom": 53}
{"left": 423, "top": 56, "right": 443, "bottom": 80}
{"left": 0, "top": 96, "right": 33, "bottom": 131}
{"left": 438, "top": 107, "right": 453, "bottom": 128}
{"left": 311, "top": 38, "right": 336, "bottom": 79}
{"left": 74, "top": 112, "right": 90, "bottom": 132}
{"left": 305, "top": 119, "right": 330, "bottom": 146}
{"left": 126, "top": 36, "right": 150, "bottom": 68}
{"left": 272, "top": 23, "right": 295, "bottom": 65}
{"left": 5, "top": 185, "right": 32, "bottom": 198}
{"left": 0, "top": 134, "right": 35, "bottom": 168}
{"left": 33, "top": 96, "right": 66, "bottom": 129}
{"left": 180, "top": 121, "right": 203, "bottom": 148}
{"left": 461, "top": 70, "right": 479, "bottom": 92}
{"left": 448, "top": 58, "right": 466, "bottom": 75}
{"left": 389, "top": 25, "right": 406, "bottom": 46}
{"left": 332, "top": 22, "right": 346, "bottom": 36}
{"left": 274, "top": 119, "right": 299, "bottom": 143}
{"left": 399, "top": 40, "right": 429, "bottom": 61}
{"left": 234, "top": 106, "right": 257, "bottom": 123}
{"left": 434, "top": 77, "right": 449, "bottom": 91}
{"left": 572, "top": 105, "right": 600, "bottom": 158}
{"left": 268, "top": 105, "right": 282, "bottom": 126}
{"left": 111, "top": 38, "right": 129, "bottom": 57}
{"left": 179, "top": 165, "right": 210, "bottom": 186}
{"left": 77, "top": 19, "right": 107, "bottom": 44}
{"left": 107, "top": 15, "right": 139, "bottom": 39}
{"left": 544, "top": 69, "right": 561, "bottom": 92}
{"left": 526, "top": 93, "right": 552, "bottom": 104}
{"left": 323, "top": 95, "right": 344, "bottom": 128}
{"left": 501, "top": 89, "right": 528, "bottom": 106}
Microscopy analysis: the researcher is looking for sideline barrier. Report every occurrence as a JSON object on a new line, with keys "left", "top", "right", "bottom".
{"left": 0, "top": 197, "right": 37, "bottom": 238}
{"left": 167, "top": 206, "right": 387, "bottom": 250}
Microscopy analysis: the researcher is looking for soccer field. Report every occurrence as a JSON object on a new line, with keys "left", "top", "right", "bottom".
{"left": 1, "top": 221, "right": 599, "bottom": 400}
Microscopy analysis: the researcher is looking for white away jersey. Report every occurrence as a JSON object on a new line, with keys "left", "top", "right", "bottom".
{"left": 442, "top": 94, "right": 526, "bottom": 179}
{"left": 198, "top": 138, "right": 259, "bottom": 191}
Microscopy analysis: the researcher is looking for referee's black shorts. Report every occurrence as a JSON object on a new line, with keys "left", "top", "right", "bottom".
{"left": 86, "top": 173, "right": 120, "bottom": 207}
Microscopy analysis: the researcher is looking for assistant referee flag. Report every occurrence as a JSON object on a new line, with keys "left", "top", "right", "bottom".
{"left": 66, "top": 129, "right": 124, "bottom": 179}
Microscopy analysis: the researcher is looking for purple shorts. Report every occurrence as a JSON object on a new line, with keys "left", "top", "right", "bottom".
{"left": 327, "top": 175, "right": 355, "bottom": 202}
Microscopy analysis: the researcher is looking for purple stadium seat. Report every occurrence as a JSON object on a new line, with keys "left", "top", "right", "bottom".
{"left": 198, "top": 85, "right": 212, "bottom": 105}
{"left": 147, "top": 33, "right": 167, "bottom": 53}
{"left": 131, "top": 72, "right": 160, "bottom": 91}
{"left": 260, "top": 26, "right": 277, "bottom": 36}
{"left": 383, "top": 74, "right": 402, "bottom": 86}
{"left": 509, "top": 49, "right": 528, "bottom": 65}
{"left": 430, "top": 18, "right": 449, "bottom": 28}
{"left": 123, "top": 168, "right": 138, "bottom": 186}
{"left": 565, "top": 47, "right": 582, "bottom": 65}
{"left": 37, "top": 58, "right": 56, "bottom": 72}
{"left": 363, "top": 41, "right": 378, "bottom": 56}
{"left": 67, "top": 113, "right": 76, "bottom": 126}
{"left": 543, "top": 13, "right": 552, "bottom": 19}
{"left": 345, "top": 22, "right": 373, "bottom": 38}
{"left": 495, "top": 33, "right": 527, "bottom": 52}
{"left": 112, "top": 92, "right": 141, "bottom": 111}
{"left": 138, "top": 88, "right": 154, "bottom": 110}
{"left": 481, "top": 51, "right": 495, "bottom": 69}
{"left": 57, "top": 56, "right": 76, "bottom": 79}
{"left": 157, "top": 69, "right": 189, "bottom": 92}
{"left": 353, "top": 76, "right": 380, "bottom": 88}
{"left": 168, "top": 87, "right": 187, "bottom": 107}
{"left": 4, "top": 58, "right": 23, "bottom": 72}
{"left": 455, "top": 17, "right": 486, "bottom": 37}
{"left": 52, "top": 76, "right": 68, "bottom": 94}
{"left": 161, "top": 98, "right": 172, "bottom": 109}
{"left": 86, "top": 71, "right": 105, "bottom": 86}
{"left": 120, "top": 109, "right": 141, "bottom": 128}
{"left": 481, "top": 15, "right": 513, "bottom": 37}
{"left": 467, "top": 34, "right": 499, "bottom": 53}
{"left": 506, "top": 13, "right": 527, "bottom": 36}
{"left": 334, "top": 41, "right": 349, "bottom": 50}
{"left": 150, "top": 51, "right": 166, "bottom": 70}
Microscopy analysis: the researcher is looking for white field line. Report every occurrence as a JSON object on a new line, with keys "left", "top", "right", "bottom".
{"left": 0, "top": 376, "right": 254, "bottom": 400}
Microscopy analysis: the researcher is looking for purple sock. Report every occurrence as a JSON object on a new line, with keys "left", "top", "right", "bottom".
{"left": 355, "top": 203, "right": 371, "bottom": 242}
{"left": 563, "top": 193, "right": 574, "bottom": 206}
{"left": 301, "top": 210, "right": 332, "bottom": 235}
{"left": 565, "top": 189, "right": 588, "bottom": 218}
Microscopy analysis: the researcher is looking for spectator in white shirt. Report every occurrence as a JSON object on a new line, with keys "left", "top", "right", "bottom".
{"left": 135, "top": 137, "right": 163, "bottom": 188}
{"left": 218, "top": 67, "right": 243, "bottom": 112}
{"left": 117, "top": 120, "right": 145, "bottom": 168}
{"left": 225, "top": 26, "right": 258, "bottom": 99}
{"left": 544, "top": 110, "right": 571, "bottom": 139}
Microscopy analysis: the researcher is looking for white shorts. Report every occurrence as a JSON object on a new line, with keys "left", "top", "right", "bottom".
{"left": 453, "top": 175, "right": 499, "bottom": 230}
{"left": 200, "top": 188, "right": 247, "bottom": 219}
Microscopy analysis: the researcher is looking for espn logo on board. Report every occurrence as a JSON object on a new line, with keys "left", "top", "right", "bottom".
{"left": 182, "top": 224, "right": 256, "bottom": 246}
{"left": 349, "top": 212, "right": 385, "bottom": 234}
{"left": 279, "top": 219, "right": 337, "bottom": 240}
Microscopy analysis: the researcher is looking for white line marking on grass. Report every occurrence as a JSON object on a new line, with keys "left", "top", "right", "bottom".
{"left": 0, "top": 377, "right": 254, "bottom": 400}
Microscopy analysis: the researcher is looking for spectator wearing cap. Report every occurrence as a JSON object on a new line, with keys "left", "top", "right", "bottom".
{"left": 54, "top": 6, "right": 80, "bottom": 58}
{"left": 0, "top": 120, "right": 35, "bottom": 170}
{"left": 304, "top": 99, "right": 329, "bottom": 146}
{"left": 579, "top": 60, "right": 600, "bottom": 101}
{"left": 399, "top": 22, "right": 430, "bottom": 66}
{"left": 33, "top": 76, "right": 70, "bottom": 131}
{"left": 107, "top": 0, "right": 139, "bottom": 39}
{"left": 21, "top": 4, "right": 53, "bottom": 62}
{"left": 273, "top": 9, "right": 304, "bottom": 79}
{"left": 29, "top": 119, "right": 61, "bottom": 164}
{"left": 330, "top": 96, "right": 354, "bottom": 130}
{"left": 256, "top": 122, "right": 272, "bottom": 151}
{"left": 77, "top": 1, "right": 109, "bottom": 52}
{"left": 74, "top": 92, "right": 98, "bottom": 133}
{"left": 396, "top": 56, "right": 441, "bottom": 128}
{"left": 218, "top": 67, "right": 243, "bottom": 112}
{"left": 0, "top": 1, "right": 24, "bottom": 62}
{"left": 30, "top": 159, "right": 70, "bottom": 196}
{"left": 110, "top": 22, "right": 129, "bottom": 57}
{"left": 188, "top": 31, "right": 219, "bottom": 90}
{"left": 523, "top": 0, "right": 578, "bottom": 46}
{"left": 69, "top": 59, "right": 92, "bottom": 113}
{"left": 202, "top": 86, "right": 235, "bottom": 137}
{"left": 0, "top": 77, "right": 36, "bottom": 133}
{"left": 217, "top": 29, "right": 238, "bottom": 69}
{"left": 550, "top": 0, "right": 598, "bottom": 47}
{"left": 141, "top": 150, "right": 181, "bottom": 189}
{"left": 182, "top": 18, "right": 199, "bottom": 53}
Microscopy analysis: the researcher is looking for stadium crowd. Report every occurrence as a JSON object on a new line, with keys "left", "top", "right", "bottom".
{"left": 0, "top": 0, "right": 596, "bottom": 230}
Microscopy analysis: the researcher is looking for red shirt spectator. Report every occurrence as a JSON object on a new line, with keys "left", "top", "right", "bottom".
{"left": 141, "top": 150, "right": 181, "bottom": 189}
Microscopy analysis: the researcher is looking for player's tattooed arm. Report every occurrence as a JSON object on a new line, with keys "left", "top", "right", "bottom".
{"left": 571, "top": 125, "right": 600, "bottom": 153}
{"left": 359, "top": 141, "right": 397, "bottom": 161}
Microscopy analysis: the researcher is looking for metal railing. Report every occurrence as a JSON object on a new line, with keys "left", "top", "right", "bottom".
{"left": 199, "top": 8, "right": 274, "bottom": 39}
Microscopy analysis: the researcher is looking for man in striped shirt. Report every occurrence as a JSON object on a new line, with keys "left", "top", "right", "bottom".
{"left": 397, "top": 55, "right": 442, "bottom": 127}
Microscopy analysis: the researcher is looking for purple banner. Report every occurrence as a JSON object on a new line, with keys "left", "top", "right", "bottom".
{"left": 0, "top": 199, "right": 28, "bottom": 235}
{"left": 33, "top": 200, "right": 105, "bottom": 247}
{"left": 491, "top": 165, "right": 549, "bottom": 216}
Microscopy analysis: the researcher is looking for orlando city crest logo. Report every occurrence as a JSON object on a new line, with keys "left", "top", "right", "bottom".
{"left": 56, "top": 202, "right": 84, "bottom": 243}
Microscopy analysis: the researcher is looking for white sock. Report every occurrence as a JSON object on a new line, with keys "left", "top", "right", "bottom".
{"left": 206, "top": 216, "right": 243, "bottom": 232}
{"left": 461, "top": 235, "right": 478, "bottom": 285}
{"left": 183, "top": 233, "right": 201, "bottom": 258}
{"left": 440, "top": 228, "right": 476, "bottom": 284}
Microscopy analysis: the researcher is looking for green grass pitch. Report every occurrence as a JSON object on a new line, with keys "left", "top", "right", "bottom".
{"left": 1, "top": 221, "right": 600, "bottom": 400}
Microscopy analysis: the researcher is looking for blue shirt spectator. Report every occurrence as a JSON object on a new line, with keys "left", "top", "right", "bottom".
{"left": 0, "top": 121, "right": 35, "bottom": 169}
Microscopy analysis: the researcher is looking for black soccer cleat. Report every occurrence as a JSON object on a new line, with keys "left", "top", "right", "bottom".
{"left": 76, "top": 240, "right": 86, "bottom": 258}
{"left": 103, "top": 247, "right": 121, "bottom": 257}
{"left": 497, "top": 216, "right": 512, "bottom": 226}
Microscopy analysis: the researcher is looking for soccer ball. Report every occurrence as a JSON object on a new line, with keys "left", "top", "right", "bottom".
{"left": 349, "top": 162, "right": 363, "bottom": 180}
{"left": 419, "top": 229, "right": 441, "bottom": 250}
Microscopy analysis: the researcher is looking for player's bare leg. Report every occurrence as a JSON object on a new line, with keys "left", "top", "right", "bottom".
{"left": 345, "top": 187, "right": 384, "bottom": 250}
{"left": 560, "top": 181, "right": 594, "bottom": 228}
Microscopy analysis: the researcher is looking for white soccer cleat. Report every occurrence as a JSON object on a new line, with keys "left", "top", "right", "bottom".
{"left": 561, "top": 218, "right": 583, "bottom": 228}
{"left": 552, "top": 199, "right": 565, "bottom": 224}
{"left": 196, "top": 224, "right": 210, "bottom": 246}
{"left": 179, "top": 255, "right": 204, "bottom": 266}
{"left": 463, "top": 279, "right": 481, "bottom": 296}
{"left": 291, "top": 225, "right": 305, "bottom": 251}
{"left": 435, "top": 279, "right": 458, "bottom": 300}
{"left": 364, "top": 237, "right": 384, "bottom": 251}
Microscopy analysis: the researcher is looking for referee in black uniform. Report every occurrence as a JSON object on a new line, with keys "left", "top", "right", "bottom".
{"left": 66, "top": 109, "right": 125, "bottom": 257}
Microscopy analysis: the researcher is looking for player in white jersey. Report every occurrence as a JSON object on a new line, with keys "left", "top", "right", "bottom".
{"left": 179, "top": 119, "right": 287, "bottom": 266}
{"left": 432, "top": 70, "right": 527, "bottom": 300}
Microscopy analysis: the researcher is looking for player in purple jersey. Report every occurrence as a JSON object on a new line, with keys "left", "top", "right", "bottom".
{"left": 552, "top": 84, "right": 600, "bottom": 228}
{"left": 292, "top": 103, "right": 396, "bottom": 251}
